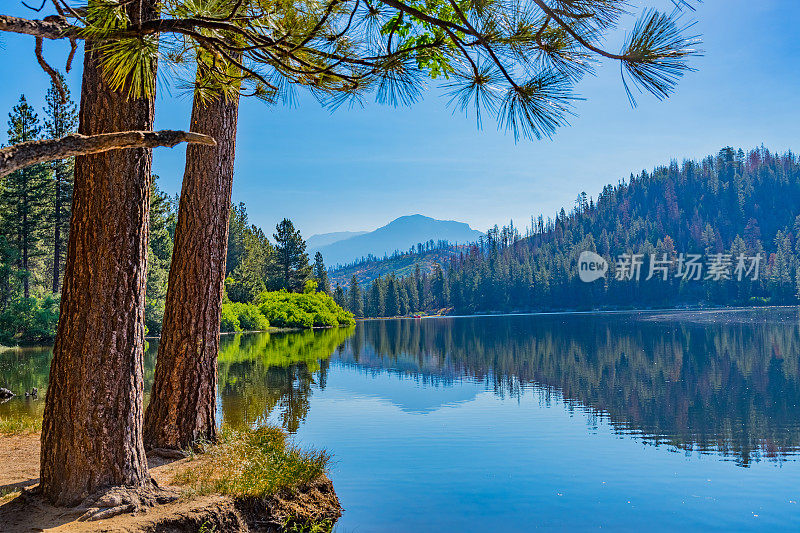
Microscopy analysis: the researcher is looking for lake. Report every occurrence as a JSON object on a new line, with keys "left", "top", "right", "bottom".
{"left": 3, "top": 308, "right": 800, "bottom": 530}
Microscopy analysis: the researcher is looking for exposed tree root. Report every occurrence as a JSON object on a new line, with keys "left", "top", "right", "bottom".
{"left": 73, "top": 485, "right": 180, "bottom": 522}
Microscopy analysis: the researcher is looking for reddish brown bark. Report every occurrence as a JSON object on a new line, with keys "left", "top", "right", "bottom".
{"left": 39, "top": 1, "right": 158, "bottom": 506}
{"left": 0, "top": 130, "right": 215, "bottom": 178}
{"left": 143, "top": 90, "right": 240, "bottom": 450}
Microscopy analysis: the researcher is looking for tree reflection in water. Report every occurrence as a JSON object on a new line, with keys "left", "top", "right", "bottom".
{"left": 4, "top": 309, "right": 800, "bottom": 467}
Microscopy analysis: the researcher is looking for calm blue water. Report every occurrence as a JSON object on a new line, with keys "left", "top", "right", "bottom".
{"left": 3, "top": 308, "right": 800, "bottom": 530}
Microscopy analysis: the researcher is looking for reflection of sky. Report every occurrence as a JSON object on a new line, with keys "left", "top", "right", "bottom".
{"left": 280, "top": 363, "right": 800, "bottom": 532}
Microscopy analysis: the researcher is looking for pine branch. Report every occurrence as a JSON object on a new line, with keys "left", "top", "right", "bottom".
{"left": 0, "top": 14, "right": 75, "bottom": 39}
{"left": 0, "top": 130, "right": 216, "bottom": 177}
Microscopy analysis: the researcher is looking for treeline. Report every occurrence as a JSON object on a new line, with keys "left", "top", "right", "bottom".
{"left": 0, "top": 82, "right": 75, "bottom": 344}
{"left": 334, "top": 147, "right": 800, "bottom": 317}
{"left": 332, "top": 238, "right": 456, "bottom": 271}
{"left": 0, "top": 84, "right": 348, "bottom": 343}
{"left": 0, "top": 82, "right": 181, "bottom": 341}
{"left": 221, "top": 207, "right": 353, "bottom": 329}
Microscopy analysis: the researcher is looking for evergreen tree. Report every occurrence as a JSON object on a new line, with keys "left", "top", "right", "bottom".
{"left": 431, "top": 264, "right": 448, "bottom": 309}
{"left": 313, "top": 252, "right": 330, "bottom": 294}
{"left": 145, "top": 177, "right": 176, "bottom": 334}
{"left": 415, "top": 264, "right": 428, "bottom": 310}
{"left": 0, "top": 235, "right": 20, "bottom": 309}
{"left": 333, "top": 283, "right": 347, "bottom": 309}
{"left": 227, "top": 227, "right": 273, "bottom": 302}
{"left": 43, "top": 73, "right": 77, "bottom": 293}
{"left": 367, "top": 277, "right": 384, "bottom": 317}
{"left": 270, "top": 218, "right": 311, "bottom": 292}
{"left": 226, "top": 203, "right": 249, "bottom": 275}
{"left": 385, "top": 275, "right": 400, "bottom": 317}
{"left": 0, "top": 96, "right": 51, "bottom": 298}
{"left": 349, "top": 275, "right": 363, "bottom": 317}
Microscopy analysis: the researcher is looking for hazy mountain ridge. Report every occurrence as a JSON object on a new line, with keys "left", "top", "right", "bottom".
{"left": 311, "top": 214, "right": 483, "bottom": 267}
{"left": 306, "top": 231, "right": 368, "bottom": 250}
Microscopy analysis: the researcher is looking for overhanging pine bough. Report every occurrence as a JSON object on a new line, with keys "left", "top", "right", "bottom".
{"left": 2, "top": 0, "right": 701, "bottom": 141}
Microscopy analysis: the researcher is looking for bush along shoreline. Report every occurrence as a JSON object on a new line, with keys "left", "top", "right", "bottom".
{"left": 221, "top": 281, "right": 355, "bottom": 333}
{"left": 0, "top": 283, "right": 354, "bottom": 344}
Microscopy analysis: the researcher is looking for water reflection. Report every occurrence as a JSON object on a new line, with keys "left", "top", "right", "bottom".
{"left": 3, "top": 309, "right": 800, "bottom": 467}
{"left": 217, "top": 328, "right": 353, "bottom": 432}
{"left": 341, "top": 310, "right": 800, "bottom": 466}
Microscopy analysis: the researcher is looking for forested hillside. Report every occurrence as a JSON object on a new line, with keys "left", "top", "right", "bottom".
{"left": 336, "top": 147, "right": 800, "bottom": 317}
{"left": 329, "top": 241, "right": 464, "bottom": 288}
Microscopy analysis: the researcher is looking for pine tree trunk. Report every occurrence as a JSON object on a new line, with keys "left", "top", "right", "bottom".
{"left": 143, "top": 90, "right": 240, "bottom": 450}
{"left": 22, "top": 167, "right": 29, "bottom": 299}
{"left": 52, "top": 168, "right": 61, "bottom": 293}
{"left": 39, "top": 1, "right": 157, "bottom": 505}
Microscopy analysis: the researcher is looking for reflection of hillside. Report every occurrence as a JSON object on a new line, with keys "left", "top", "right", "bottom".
{"left": 341, "top": 313, "right": 800, "bottom": 466}
{"left": 217, "top": 328, "right": 354, "bottom": 432}
{"left": 0, "top": 329, "right": 355, "bottom": 435}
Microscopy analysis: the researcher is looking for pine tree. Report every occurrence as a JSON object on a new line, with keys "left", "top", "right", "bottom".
{"left": 271, "top": 218, "right": 311, "bottom": 292}
{"left": 333, "top": 283, "right": 346, "bottom": 309}
{"left": 349, "top": 275, "right": 363, "bottom": 317}
{"left": 227, "top": 227, "right": 272, "bottom": 302}
{"left": 40, "top": 0, "right": 159, "bottom": 504}
{"left": 0, "top": 235, "right": 19, "bottom": 309}
{"left": 368, "top": 277, "right": 384, "bottom": 317}
{"left": 415, "top": 264, "right": 427, "bottom": 310}
{"left": 431, "top": 264, "right": 449, "bottom": 309}
{"left": 145, "top": 177, "right": 176, "bottom": 334}
{"left": 43, "top": 73, "right": 77, "bottom": 293}
{"left": 385, "top": 275, "right": 400, "bottom": 316}
{"left": 226, "top": 203, "right": 249, "bottom": 275}
{"left": 0, "top": 96, "right": 51, "bottom": 299}
{"left": 313, "top": 252, "right": 330, "bottom": 294}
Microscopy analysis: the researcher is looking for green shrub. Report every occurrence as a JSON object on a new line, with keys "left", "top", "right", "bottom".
{"left": 255, "top": 290, "right": 354, "bottom": 329}
{"left": 0, "top": 295, "right": 59, "bottom": 345}
{"left": 220, "top": 304, "right": 242, "bottom": 332}
{"left": 232, "top": 302, "right": 270, "bottom": 331}
{"left": 221, "top": 302, "right": 271, "bottom": 332}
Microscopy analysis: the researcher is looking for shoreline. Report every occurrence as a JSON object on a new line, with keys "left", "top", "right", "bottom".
{"left": 0, "top": 431, "right": 341, "bottom": 532}
{"left": 355, "top": 303, "right": 800, "bottom": 321}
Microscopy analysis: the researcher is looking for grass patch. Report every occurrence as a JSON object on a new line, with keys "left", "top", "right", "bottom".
{"left": 0, "top": 413, "right": 42, "bottom": 435}
{"left": 0, "top": 488, "right": 21, "bottom": 505}
{"left": 172, "top": 425, "right": 330, "bottom": 498}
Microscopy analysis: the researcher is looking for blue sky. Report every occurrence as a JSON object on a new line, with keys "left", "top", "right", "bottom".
{"left": 2, "top": 1, "right": 800, "bottom": 237}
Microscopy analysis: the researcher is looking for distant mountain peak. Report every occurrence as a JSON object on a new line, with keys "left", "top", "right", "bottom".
{"left": 309, "top": 214, "right": 483, "bottom": 267}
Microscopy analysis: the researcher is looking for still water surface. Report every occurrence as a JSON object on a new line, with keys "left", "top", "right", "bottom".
{"left": 3, "top": 308, "right": 800, "bottom": 530}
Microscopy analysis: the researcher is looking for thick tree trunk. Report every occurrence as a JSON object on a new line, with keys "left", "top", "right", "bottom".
{"left": 22, "top": 170, "right": 29, "bottom": 299}
{"left": 39, "top": 1, "right": 158, "bottom": 506}
{"left": 143, "top": 90, "right": 240, "bottom": 450}
{"left": 52, "top": 167, "right": 61, "bottom": 294}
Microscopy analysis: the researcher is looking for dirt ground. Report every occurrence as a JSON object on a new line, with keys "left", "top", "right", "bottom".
{"left": 0, "top": 434, "right": 341, "bottom": 532}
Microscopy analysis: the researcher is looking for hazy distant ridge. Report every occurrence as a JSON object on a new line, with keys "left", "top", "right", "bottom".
{"left": 306, "top": 231, "right": 368, "bottom": 250}
{"left": 310, "top": 214, "right": 483, "bottom": 266}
